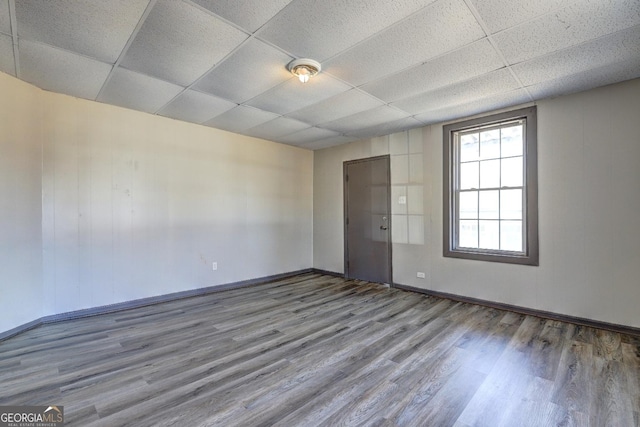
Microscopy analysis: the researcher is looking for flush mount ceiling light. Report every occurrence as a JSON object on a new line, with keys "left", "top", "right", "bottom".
{"left": 288, "top": 58, "right": 321, "bottom": 83}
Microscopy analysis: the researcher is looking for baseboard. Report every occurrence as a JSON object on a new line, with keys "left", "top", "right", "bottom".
{"left": 8, "top": 271, "right": 635, "bottom": 341}
{"left": 394, "top": 283, "right": 640, "bottom": 337}
{"left": 0, "top": 268, "right": 313, "bottom": 342}
{"left": 311, "top": 268, "right": 344, "bottom": 278}
{"left": 0, "top": 319, "right": 42, "bottom": 342}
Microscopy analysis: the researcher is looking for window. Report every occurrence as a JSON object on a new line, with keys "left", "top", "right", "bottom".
{"left": 443, "top": 106, "right": 538, "bottom": 265}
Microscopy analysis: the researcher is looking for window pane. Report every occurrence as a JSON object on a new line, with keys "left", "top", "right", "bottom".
{"left": 479, "top": 190, "right": 499, "bottom": 219}
{"left": 501, "top": 125, "right": 523, "bottom": 157}
{"left": 501, "top": 156, "right": 523, "bottom": 187}
{"left": 480, "top": 159, "right": 500, "bottom": 188}
{"left": 480, "top": 129, "right": 500, "bottom": 159}
{"left": 460, "top": 133, "right": 479, "bottom": 162}
{"left": 460, "top": 162, "right": 479, "bottom": 189}
{"left": 501, "top": 220, "right": 523, "bottom": 252}
{"left": 479, "top": 220, "right": 499, "bottom": 250}
{"left": 501, "top": 189, "right": 522, "bottom": 220}
{"left": 459, "top": 191, "right": 478, "bottom": 219}
{"left": 459, "top": 220, "right": 478, "bottom": 248}
{"left": 444, "top": 107, "right": 536, "bottom": 264}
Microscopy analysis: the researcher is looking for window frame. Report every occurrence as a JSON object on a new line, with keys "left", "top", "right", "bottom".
{"left": 443, "top": 106, "right": 538, "bottom": 266}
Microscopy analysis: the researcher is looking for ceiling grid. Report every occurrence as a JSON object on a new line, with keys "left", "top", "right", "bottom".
{"left": 2, "top": 0, "right": 638, "bottom": 150}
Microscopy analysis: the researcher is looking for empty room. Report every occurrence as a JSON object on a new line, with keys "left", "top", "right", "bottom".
{"left": 1, "top": 0, "right": 639, "bottom": 426}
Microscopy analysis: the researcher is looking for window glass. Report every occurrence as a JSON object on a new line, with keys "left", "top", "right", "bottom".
{"left": 500, "top": 189, "right": 522, "bottom": 220}
{"left": 501, "top": 221, "right": 523, "bottom": 252}
{"left": 479, "top": 190, "right": 499, "bottom": 219}
{"left": 479, "top": 220, "right": 500, "bottom": 250}
{"left": 480, "top": 159, "right": 500, "bottom": 188}
{"left": 459, "top": 191, "right": 478, "bottom": 219}
{"left": 460, "top": 133, "right": 479, "bottom": 162}
{"left": 501, "top": 157, "right": 523, "bottom": 187}
{"left": 459, "top": 220, "right": 478, "bottom": 248}
{"left": 460, "top": 162, "right": 479, "bottom": 190}
{"left": 443, "top": 107, "right": 537, "bottom": 265}
{"left": 501, "top": 125, "right": 523, "bottom": 157}
{"left": 480, "top": 129, "right": 500, "bottom": 159}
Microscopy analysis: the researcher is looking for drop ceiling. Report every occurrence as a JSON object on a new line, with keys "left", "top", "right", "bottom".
{"left": 1, "top": 0, "right": 639, "bottom": 150}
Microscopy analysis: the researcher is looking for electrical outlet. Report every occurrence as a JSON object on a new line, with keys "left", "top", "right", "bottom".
{"left": 417, "top": 272, "right": 425, "bottom": 278}
{"left": 212, "top": 262, "right": 217, "bottom": 271}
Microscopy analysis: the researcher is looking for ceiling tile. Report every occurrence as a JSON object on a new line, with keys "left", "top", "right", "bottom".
{"left": 287, "top": 89, "right": 384, "bottom": 125}
{"left": 121, "top": 0, "right": 248, "bottom": 86}
{"left": 527, "top": 56, "right": 640, "bottom": 100}
{"left": 392, "top": 68, "right": 521, "bottom": 115}
{"left": 277, "top": 127, "right": 341, "bottom": 145}
{"left": 513, "top": 25, "right": 640, "bottom": 87}
{"left": 0, "top": 34, "right": 14, "bottom": 76}
{"left": 2, "top": 0, "right": 639, "bottom": 148}
{"left": 414, "top": 89, "right": 531, "bottom": 125}
{"left": 321, "top": 106, "right": 411, "bottom": 133}
{"left": 246, "top": 73, "right": 351, "bottom": 115}
{"left": 361, "top": 38, "right": 503, "bottom": 103}
{"left": 0, "top": 0, "right": 10, "bottom": 35}
{"left": 302, "top": 135, "right": 359, "bottom": 150}
{"left": 244, "top": 116, "right": 310, "bottom": 140}
{"left": 494, "top": 0, "right": 640, "bottom": 64}
{"left": 190, "top": 0, "right": 293, "bottom": 33}
{"left": 257, "top": 0, "right": 439, "bottom": 61}
{"left": 469, "top": 0, "right": 567, "bottom": 33}
{"left": 326, "top": 0, "right": 485, "bottom": 86}
{"left": 346, "top": 117, "right": 423, "bottom": 139}
{"left": 158, "top": 90, "right": 237, "bottom": 124}
{"left": 19, "top": 40, "right": 112, "bottom": 100}
{"left": 15, "top": 0, "right": 149, "bottom": 63}
{"left": 194, "top": 38, "right": 292, "bottom": 103}
{"left": 98, "top": 67, "right": 183, "bottom": 113}
{"left": 203, "top": 105, "right": 280, "bottom": 133}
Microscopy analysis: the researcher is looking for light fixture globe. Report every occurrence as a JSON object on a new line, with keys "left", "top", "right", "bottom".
{"left": 288, "top": 58, "right": 321, "bottom": 83}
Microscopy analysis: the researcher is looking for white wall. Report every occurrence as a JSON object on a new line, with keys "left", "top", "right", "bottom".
{"left": 314, "top": 78, "right": 640, "bottom": 328}
{"left": 0, "top": 72, "right": 313, "bottom": 332}
{"left": 3, "top": 71, "right": 638, "bottom": 333}
{"left": 0, "top": 74, "right": 43, "bottom": 332}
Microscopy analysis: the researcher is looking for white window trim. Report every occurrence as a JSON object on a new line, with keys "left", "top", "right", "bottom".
{"left": 443, "top": 106, "right": 539, "bottom": 266}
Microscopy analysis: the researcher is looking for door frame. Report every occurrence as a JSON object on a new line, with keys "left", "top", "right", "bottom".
{"left": 343, "top": 155, "right": 393, "bottom": 285}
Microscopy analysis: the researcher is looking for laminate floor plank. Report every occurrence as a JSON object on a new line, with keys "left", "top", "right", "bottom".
{"left": 407, "top": 364, "right": 486, "bottom": 427}
{"left": 387, "top": 345, "right": 475, "bottom": 426}
{"left": 1, "top": 273, "right": 639, "bottom": 426}
{"left": 455, "top": 344, "right": 533, "bottom": 426}
{"left": 524, "top": 319, "right": 567, "bottom": 381}
{"left": 271, "top": 353, "right": 404, "bottom": 427}
{"left": 551, "top": 340, "right": 594, "bottom": 416}
{"left": 622, "top": 343, "right": 640, "bottom": 415}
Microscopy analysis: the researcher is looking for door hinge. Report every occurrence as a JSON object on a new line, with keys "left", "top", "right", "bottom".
{"left": 346, "top": 217, "right": 349, "bottom": 225}
{"left": 346, "top": 174, "right": 349, "bottom": 182}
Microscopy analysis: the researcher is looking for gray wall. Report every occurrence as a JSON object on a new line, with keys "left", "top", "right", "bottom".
{"left": 314, "top": 78, "right": 640, "bottom": 328}
{"left": 0, "top": 74, "right": 43, "bottom": 331}
{"left": 3, "top": 70, "right": 639, "bottom": 333}
{"left": 0, "top": 72, "right": 313, "bottom": 332}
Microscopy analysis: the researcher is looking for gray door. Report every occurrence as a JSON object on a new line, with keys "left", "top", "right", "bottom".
{"left": 344, "top": 156, "right": 392, "bottom": 284}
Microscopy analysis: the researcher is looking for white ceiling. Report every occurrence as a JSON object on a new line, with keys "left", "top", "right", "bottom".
{"left": 1, "top": 0, "right": 639, "bottom": 150}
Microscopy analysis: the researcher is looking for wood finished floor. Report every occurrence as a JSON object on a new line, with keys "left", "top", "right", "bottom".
{"left": 1, "top": 273, "right": 639, "bottom": 426}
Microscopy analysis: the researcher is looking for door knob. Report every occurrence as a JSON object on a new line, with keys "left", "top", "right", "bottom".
{"left": 380, "top": 225, "right": 388, "bottom": 230}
